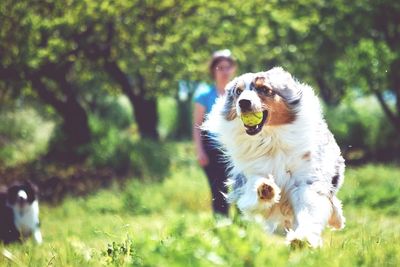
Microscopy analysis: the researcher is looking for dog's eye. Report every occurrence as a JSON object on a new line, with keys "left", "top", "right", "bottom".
{"left": 235, "top": 87, "right": 243, "bottom": 96}
{"left": 258, "top": 86, "right": 275, "bottom": 97}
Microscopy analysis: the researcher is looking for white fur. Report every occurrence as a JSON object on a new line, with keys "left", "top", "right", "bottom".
{"left": 12, "top": 200, "right": 42, "bottom": 244}
{"left": 203, "top": 67, "right": 345, "bottom": 248}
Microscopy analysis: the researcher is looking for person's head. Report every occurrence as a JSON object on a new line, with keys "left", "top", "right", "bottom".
{"left": 209, "top": 49, "right": 236, "bottom": 85}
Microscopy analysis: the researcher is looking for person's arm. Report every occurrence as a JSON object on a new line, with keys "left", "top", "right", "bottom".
{"left": 193, "top": 103, "right": 209, "bottom": 166}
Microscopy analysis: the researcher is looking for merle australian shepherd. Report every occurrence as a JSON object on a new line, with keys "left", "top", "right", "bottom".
{"left": 202, "top": 67, "right": 345, "bottom": 248}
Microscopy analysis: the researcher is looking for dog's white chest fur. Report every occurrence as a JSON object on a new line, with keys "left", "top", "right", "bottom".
{"left": 13, "top": 200, "right": 42, "bottom": 243}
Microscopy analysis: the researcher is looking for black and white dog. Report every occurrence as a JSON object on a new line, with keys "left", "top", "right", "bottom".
{"left": 0, "top": 181, "right": 42, "bottom": 244}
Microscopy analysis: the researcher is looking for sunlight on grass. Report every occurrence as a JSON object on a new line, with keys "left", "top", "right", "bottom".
{"left": 1, "top": 159, "right": 400, "bottom": 266}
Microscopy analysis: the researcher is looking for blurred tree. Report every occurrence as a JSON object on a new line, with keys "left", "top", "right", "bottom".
{"left": 1, "top": 0, "right": 399, "bottom": 158}
{"left": 0, "top": 0, "right": 200, "bottom": 150}
{"left": 0, "top": 1, "right": 92, "bottom": 162}
{"left": 335, "top": 40, "right": 398, "bottom": 132}
{"left": 66, "top": 0, "right": 202, "bottom": 140}
{"left": 327, "top": 0, "right": 400, "bottom": 134}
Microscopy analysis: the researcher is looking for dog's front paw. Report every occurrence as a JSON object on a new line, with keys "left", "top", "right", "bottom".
{"left": 286, "top": 229, "right": 322, "bottom": 249}
{"left": 257, "top": 183, "right": 275, "bottom": 201}
{"left": 256, "top": 176, "right": 280, "bottom": 205}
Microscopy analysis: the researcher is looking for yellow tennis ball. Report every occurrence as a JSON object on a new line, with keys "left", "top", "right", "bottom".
{"left": 240, "top": 112, "right": 263, "bottom": 126}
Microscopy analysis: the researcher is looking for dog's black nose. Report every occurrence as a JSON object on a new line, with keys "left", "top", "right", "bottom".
{"left": 239, "top": 99, "right": 252, "bottom": 111}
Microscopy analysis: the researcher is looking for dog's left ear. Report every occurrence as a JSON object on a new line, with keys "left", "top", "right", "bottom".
{"left": 221, "top": 79, "right": 238, "bottom": 121}
{"left": 263, "top": 67, "right": 302, "bottom": 106}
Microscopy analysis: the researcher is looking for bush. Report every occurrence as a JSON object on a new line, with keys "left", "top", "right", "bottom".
{"left": 0, "top": 105, "right": 54, "bottom": 166}
{"left": 324, "top": 95, "right": 400, "bottom": 162}
{"left": 103, "top": 237, "right": 142, "bottom": 266}
{"left": 88, "top": 95, "right": 133, "bottom": 130}
{"left": 87, "top": 116, "right": 171, "bottom": 179}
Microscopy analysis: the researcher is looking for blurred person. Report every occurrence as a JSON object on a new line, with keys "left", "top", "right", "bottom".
{"left": 192, "top": 49, "right": 237, "bottom": 216}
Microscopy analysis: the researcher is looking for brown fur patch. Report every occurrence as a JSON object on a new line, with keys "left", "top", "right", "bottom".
{"left": 328, "top": 214, "right": 342, "bottom": 229}
{"left": 254, "top": 75, "right": 295, "bottom": 125}
{"left": 279, "top": 190, "right": 293, "bottom": 216}
{"left": 261, "top": 94, "right": 296, "bottom": 125}
{"left": 254, "top": 76, "right": 266, "bottom": 89}
{"left": 225, "top": 106, "right": 237, "bottom": 121}
{"left": 302, "top": 151, "right": 311, "bottom": 161}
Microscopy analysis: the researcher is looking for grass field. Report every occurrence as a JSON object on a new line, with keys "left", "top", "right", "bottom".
{"left": 1, "top": 143, "right": 399, "bottom": 266}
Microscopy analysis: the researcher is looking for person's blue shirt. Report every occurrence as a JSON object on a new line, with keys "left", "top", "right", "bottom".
{"left": 193, "top": 83, "right": 218, "bottom": 115}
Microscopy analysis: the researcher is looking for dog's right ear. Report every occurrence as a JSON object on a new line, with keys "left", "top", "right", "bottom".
{"left": 221, "top": 79, "right": 238, "bottom": 121}
{"left": 21, "top": 180, "right": 39, "bottom": 203}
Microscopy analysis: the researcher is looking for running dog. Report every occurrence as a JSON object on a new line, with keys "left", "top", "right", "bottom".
{"left": 202, "top": 67, "right": 345, "bottom": 248}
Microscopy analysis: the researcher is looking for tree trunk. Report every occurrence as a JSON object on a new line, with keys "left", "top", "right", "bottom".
{"left": 130, "top": 94, "right": 159, "bottom": 140}
{"left": 30, "top": 74, "right": 91, "bottom": 162}
{"left": 390, "top": 59, "right": 400, "bottom": 124}
{"left": 175, "top": 98, "right": 192, "bottom": 139}
{"left": 104, "top": 61, "right": 159, "bottom": 140}
{"left": 174, "top": 81, "right": 196, "bottom": 140}
{"left": 315, "top": 74, "right": 342, "bottom": 106}
{"left": 373, "top": 91, "right": 400, "bottom": 139}
{"left": 63, "top": 96, "right": 92, "bottom": 149}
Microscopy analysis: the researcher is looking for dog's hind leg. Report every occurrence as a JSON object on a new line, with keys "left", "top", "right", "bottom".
{"left": 328, "top": 195, "right": 345, "bottom": 230}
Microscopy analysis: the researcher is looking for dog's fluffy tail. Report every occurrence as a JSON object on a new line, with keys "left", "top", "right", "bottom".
{"left": 328, "top": 195, "right": 345, "bottom": 230}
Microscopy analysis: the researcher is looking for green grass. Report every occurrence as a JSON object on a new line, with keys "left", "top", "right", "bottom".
{"left": 1, "top": 144, "right": 400, "bottom": 266}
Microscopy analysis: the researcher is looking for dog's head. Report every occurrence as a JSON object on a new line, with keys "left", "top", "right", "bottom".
{"left": 222, "top": 67, "right": 302, "bottom": 135}
{"left": 7, "top": 181, "right": 38, "bottom": 212}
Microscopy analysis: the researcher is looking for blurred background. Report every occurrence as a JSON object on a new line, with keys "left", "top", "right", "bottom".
{"left": 1, "top": 0, "right": 400, "bottom": 265}
{"left": 1, "top": 0, "right": 399, "bottom": 181}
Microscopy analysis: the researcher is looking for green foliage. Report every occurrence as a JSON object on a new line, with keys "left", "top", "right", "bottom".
{"left": 335, "top": 39, "right": 395, "bottom": 92}
{"left": 2, "top": 0, "right": 400, "bottom": 160}
{"left": 129, "top": 140, "right": 171, "bottom": 181}
{"left": 0, "top": 105, "right": 54, "bottom": 166}
{"left": 103, "top": 237, "right": 142, "bottom": 266}
{"left": 87, "top": 114, "right": 171, "bottom": 178}
{"left": 325, "top": 96, "right": 400, "bottom": 160}
{"left": 85, "top": 93, "right": 136, "bottom": 175}
{"left": 86, "top": 114, "right": 130, "bottom": 171}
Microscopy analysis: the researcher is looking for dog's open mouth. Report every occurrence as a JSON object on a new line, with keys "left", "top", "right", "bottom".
{"left": 243, "top": 110, "right": 268, "bottom": 136}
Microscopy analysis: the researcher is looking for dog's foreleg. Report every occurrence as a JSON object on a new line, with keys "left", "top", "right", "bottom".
{"left": 33, "top": 228, "right": 43, "bottom": 244}
{"left": 255, "top": 175, "right": 281, "bottom": 207}
{"left": 237, "top": 176, "right": 280, "bottom": 216}
{"left": 286, "top": 185, "right": 331, "bottom": 248}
